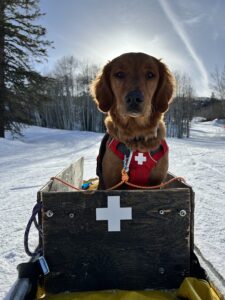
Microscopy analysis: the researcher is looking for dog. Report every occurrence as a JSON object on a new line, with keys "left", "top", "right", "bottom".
{"left": 91, "top": 52, "right": 174, "bottom": 189}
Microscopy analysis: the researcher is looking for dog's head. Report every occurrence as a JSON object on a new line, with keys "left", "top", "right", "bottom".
{"left": 91, "top": 52, "right": 174, "bottom": 118}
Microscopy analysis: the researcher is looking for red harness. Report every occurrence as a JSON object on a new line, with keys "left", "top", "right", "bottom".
{"left": 108, "top": 138, "right": 168, "bottom": 186}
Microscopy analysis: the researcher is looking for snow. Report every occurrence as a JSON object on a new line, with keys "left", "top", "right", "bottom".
{"left": 0, "top": 121, "right": 225, "bottom": 298}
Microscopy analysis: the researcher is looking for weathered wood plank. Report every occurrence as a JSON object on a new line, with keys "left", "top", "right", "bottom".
{"left": 42, "top": 189, "right": 192, "bottom": 293}
{"left": 165, "top": 173, "right": 195, "bottom": 250}
{"left": 49, "top": 157, "right": 84, "bottom": 192}
{"left": 164, "top": 172, "right": 189, "bottom": 189}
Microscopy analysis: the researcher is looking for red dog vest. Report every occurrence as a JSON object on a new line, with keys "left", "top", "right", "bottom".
{"left": 108, "top": 138, "right": 168, "bottom": 186}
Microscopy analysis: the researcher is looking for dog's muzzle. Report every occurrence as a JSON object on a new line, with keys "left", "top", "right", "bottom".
{"left": 125, "top": 90, "right": 144, "bottom": 113}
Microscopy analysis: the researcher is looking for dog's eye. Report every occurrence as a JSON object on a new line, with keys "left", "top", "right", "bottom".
{"left": 146, "top": 72, "right": 154, "bottom": 79}
{"left": 114, "top": 71, "right": 125, "bottom": 79}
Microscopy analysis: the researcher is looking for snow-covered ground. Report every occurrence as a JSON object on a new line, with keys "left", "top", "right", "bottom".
{"left": 0, "top": 120, "right": 225, "bottom": 298}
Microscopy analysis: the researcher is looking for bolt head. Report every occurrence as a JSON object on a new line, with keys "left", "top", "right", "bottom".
{"left": 179, "top": 210, "right": 187, "bottom": 217}
{"left": 46, "top": 210, "right": 54, "bottom": 218}
{"left": 158, "top": 267, "right": 165, "bottom": 274}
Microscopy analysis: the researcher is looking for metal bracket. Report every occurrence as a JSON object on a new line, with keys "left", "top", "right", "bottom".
{"left": 39, "top": 256, "right": 50, "bottom": 275}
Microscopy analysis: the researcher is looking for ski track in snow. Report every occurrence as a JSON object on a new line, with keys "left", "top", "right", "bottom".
{"left": 0, "top": 122, "right": 225, "bottom": 298}
{"left": 169, "top": 121, "right": 225, "bottom": 289}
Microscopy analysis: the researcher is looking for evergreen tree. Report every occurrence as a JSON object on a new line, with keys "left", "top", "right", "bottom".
{"left": 0, "top": 0, "right": 52, "bottom": 137}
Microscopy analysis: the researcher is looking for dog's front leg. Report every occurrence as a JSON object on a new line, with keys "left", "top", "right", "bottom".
{"left": 101, "top": 148, "right": 123, "bottom": 190}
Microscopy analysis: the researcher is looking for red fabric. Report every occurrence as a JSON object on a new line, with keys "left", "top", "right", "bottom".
{"left": 108, "top": 138, "right": 125, "bottom": 160}
{"left": 108, "top": 138, "right": 168, "bottom": 186}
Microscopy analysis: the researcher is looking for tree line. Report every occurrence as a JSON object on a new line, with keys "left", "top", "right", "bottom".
{"left": 33, "top": 56, "right": 105, "bottom": 133}
{"left": 32, "top": 56, "right": 196, "bottom": 138}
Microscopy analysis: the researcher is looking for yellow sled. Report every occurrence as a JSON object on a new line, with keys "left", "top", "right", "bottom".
{"left": 37, "top": 277, "right": 220, "bottom": 300}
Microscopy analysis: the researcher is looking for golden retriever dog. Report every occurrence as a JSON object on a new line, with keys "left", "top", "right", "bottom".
{"left": 91, "top": 52, "right": 174, "bottom": 189}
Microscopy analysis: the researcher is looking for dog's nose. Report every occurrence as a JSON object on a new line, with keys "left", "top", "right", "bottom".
{"left": 125, "top": 90, "right": 144, "bottom": 105}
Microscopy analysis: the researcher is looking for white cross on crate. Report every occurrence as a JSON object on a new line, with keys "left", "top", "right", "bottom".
{"left": 135, "top": 152, "right": 147, "bottom": 165}
{"left": 96, "top": 196, "right": 132, "bottom": 232}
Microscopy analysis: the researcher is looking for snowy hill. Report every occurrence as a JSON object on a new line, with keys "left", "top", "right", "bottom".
{"left": 0, "top": 121, "right": 225, "bottom": 298}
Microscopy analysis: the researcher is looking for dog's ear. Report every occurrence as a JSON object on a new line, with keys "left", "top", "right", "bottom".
{"left": 153, "top": 60, "right": 174, "bottom": 113}
{"left": 90, "top": 62, "right": 114, "bottom": 113}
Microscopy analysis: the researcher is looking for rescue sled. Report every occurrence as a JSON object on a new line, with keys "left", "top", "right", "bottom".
{"left": 6, "top": 158, "right": 223, "bottom": 300}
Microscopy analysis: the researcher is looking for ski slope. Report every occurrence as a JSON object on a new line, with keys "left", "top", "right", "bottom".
{"left": 0, "top": 120, "right": 225, "bottom": 298}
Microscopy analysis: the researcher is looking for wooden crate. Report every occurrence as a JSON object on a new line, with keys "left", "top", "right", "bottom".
{"left": 38, "top": 158, "right": 194, "bottom": 294}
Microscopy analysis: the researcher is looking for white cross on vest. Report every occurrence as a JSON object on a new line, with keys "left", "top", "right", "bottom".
{"left": 135, "top": 152, "right": 147, "bottom": 165}
{"left": 96, "top": 196, "right": 132, "bottom": 232}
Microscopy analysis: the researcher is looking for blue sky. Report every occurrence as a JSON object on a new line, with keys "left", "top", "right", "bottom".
{"left": 39, "top": 0, "right": 225, "bottom": 96}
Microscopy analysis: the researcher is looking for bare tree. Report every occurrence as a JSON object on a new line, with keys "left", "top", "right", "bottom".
{"left": 211, "top": 66, "right": 225, "bottom": 100}
{"left": 166, "top": 72, "right": 194, "bottom": 138}
{"left": 34, "top": 56, "right": 105, "bottom": 132}
{"left": 35, "top": 56, "right": 79, "bottom": 130}
{"left": 76, "top": 62, "right": 101, "bottom": 131}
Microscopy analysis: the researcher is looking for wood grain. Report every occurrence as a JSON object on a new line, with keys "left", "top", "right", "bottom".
{"left": 42, "top": 189, "right": 192, "bottom": 293}
{"left": 49, "top": 157, "right": 84, "bottom": 192}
